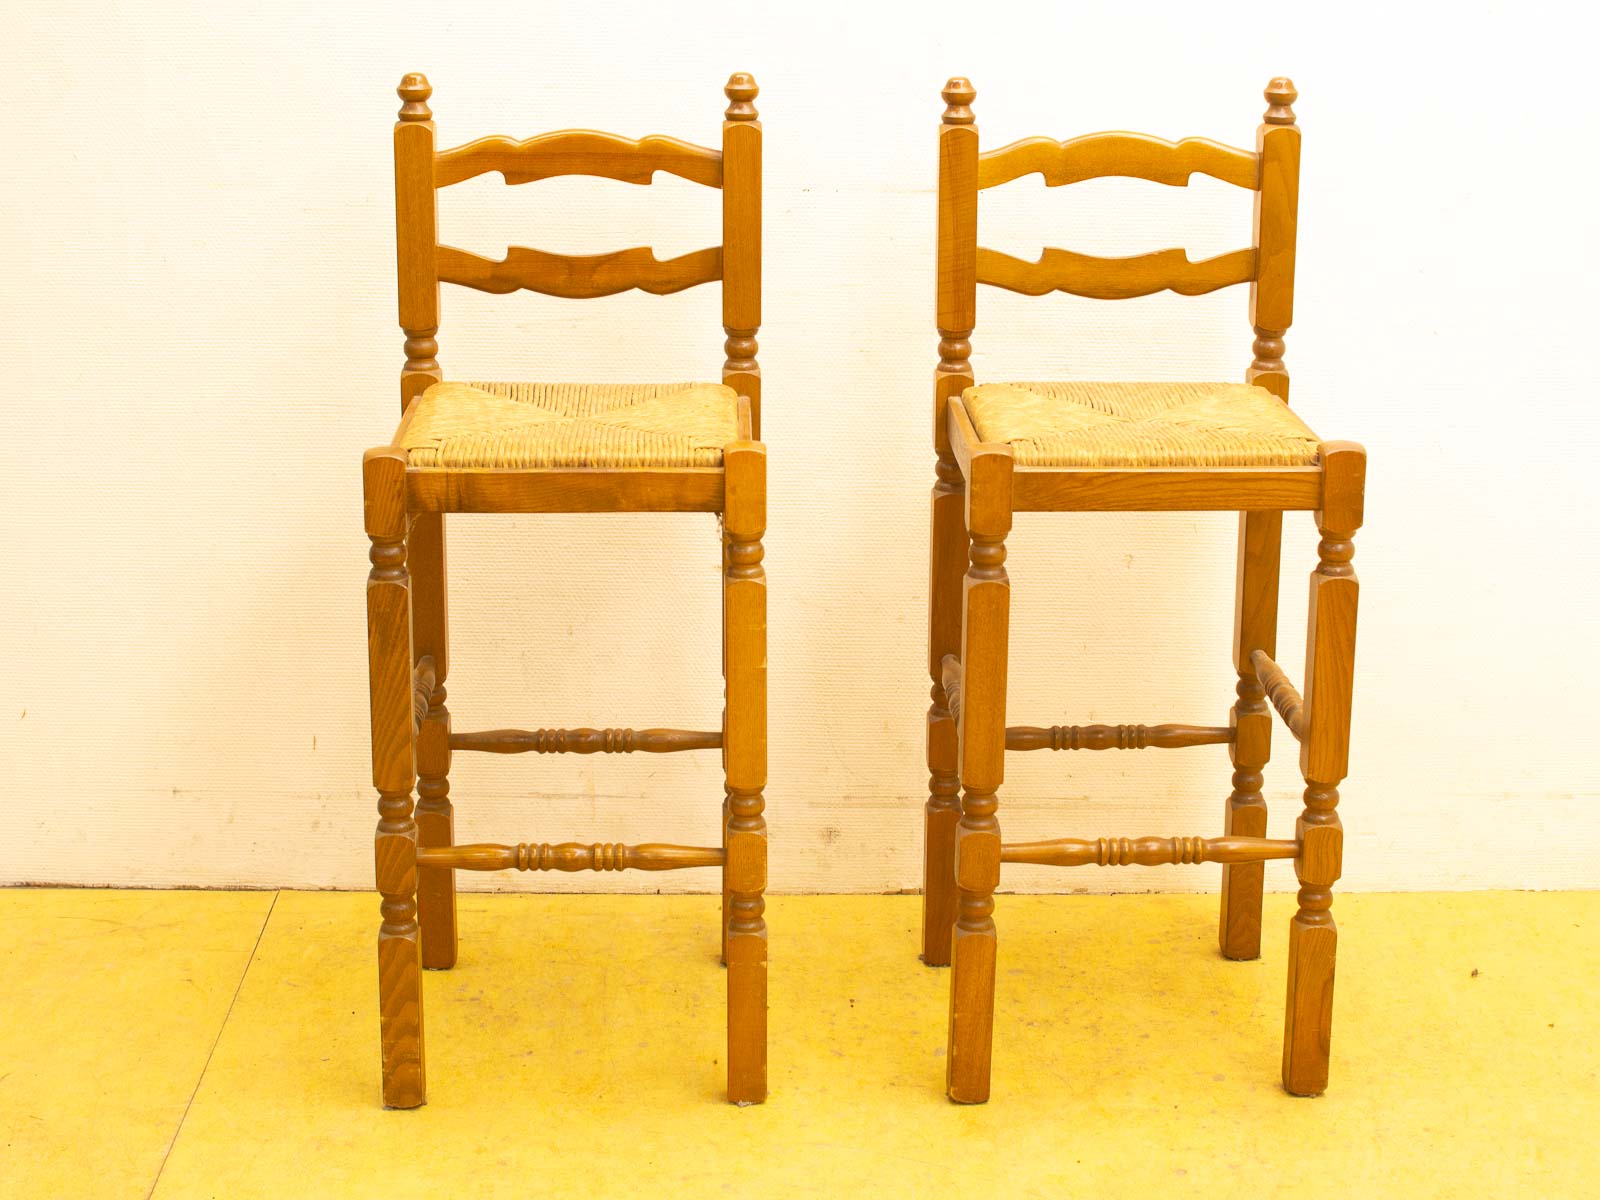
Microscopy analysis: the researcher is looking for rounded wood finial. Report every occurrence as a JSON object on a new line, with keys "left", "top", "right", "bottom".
{"left": 1264, "top": 77, "right": 1297, "bottom": 125}
{"left": 942, "top": 77, "right": 976, "bottom": 124}
{"left": 398, "top": 73, "right": 432, "bottom": 121}
{"left": 725, "top": 72, "right": 759, "bottom": 120}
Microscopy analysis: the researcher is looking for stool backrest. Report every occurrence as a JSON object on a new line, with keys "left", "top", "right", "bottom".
{"left": 933, "top": 76, "right": 1300, "bottom": 453}
{"left": 393, "top": 73, "right": 763, "bottom": 433}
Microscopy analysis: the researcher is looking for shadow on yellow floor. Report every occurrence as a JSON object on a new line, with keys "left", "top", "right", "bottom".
{"left": 2, "top": 890, "right": 1594, "bottom": 1198}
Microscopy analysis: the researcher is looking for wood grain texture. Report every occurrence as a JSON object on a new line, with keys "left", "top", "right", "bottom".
{"left": 978, "top": 131, "right": 1259, "bottom": 191}
{"left": 1284, "top": 440, "right": 1365, "bottom": 1097}
{"left": 976, "top": 245, "right": 1256, "bottom": 300}
{"left": 723, "top": 436, "right": 768, "bottom": 1105}
{"left": 407, "top": 467, "right": 724, "bottom": 514}
{"left": 395, "top": 75, "right": 441, "bottom": 407}
{"left": 721, "top": 74, "right": 762, "bottom": 436}
{"left": 433, "top": 130, "right": 723, "bottom": 188}
{"left": 934, "top": 78, "right": 979, "bottom": 458}
{"left": 1248, "top": 79, "right": 1301, "bottom": 400}
{"left": 1011, "top": 466, "right": 1322, "bottom": 512}
{"left": 417, "top": 843, "right": 724, "bottom": 872}
{"left": 1005, "top": 722, "right": 1232, "bottom": 751}
{"left": 1252, "top": 650, "right": 1307, "bottom": 740}
{"left": 373, "top": 73, "right": 766, "bottom": 1108}
{"left": 922, "top": 74, "right": 1367, "bottom": 1107}
{"left": 449, "top": 727, "right": 721, "bottom": 754}
{"left": 1000, "top": 836, "right": 1298, "bottom": 867}
{"left": 364, "top": 448, "right": 424, "bottom": 1108}
{"left": 434, "top": 243, "right": 721, "bottom": 298}
{"left": 922, "top": 453, "right": 966, "bottom": 966}
{"left": 947, "top": 442, "right": 1012, "bottom": 1105}
{"left": 1220, "top": 509, "right": 1282, "bottom": 961}
{"left": 409, "top": 511, "right": 454, "bottom": 971}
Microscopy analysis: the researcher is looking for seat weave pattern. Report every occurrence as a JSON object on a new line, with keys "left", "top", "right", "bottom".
{"left": 962, "top": 381, "right": 1323, "bottom": 468}
{"left": 401, "top": 381, "right": 740, "bottom": 469}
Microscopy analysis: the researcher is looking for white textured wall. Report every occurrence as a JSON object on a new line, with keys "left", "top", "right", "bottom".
{"left": 4, "top": 0, "right": 1597, "bottom": 893}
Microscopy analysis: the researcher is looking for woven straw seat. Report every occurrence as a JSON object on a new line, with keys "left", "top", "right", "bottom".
{"left": 400, "top": 380, "right": 741, "bottom": 469}
{"left": 962, "top": 381, "right": 1323, "bottom": 469}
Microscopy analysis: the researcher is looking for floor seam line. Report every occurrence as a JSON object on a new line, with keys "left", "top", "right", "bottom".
{"left": 145, "top": 889, "right": 280, "bottom": 1200}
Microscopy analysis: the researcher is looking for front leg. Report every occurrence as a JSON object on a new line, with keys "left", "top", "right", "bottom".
{"left": 365, "top": 448, "right": 425, "bottom": 1108}
{"left": 1283, "top": 443, "right": 1364, "bottom": 1096}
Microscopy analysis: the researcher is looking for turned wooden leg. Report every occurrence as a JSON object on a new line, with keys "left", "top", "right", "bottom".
{"left": 720, "top": 523, "right": 732, "bottom": 968}
{"left": 365, "top": 449, "right": 425, "bottom": 1108}
{"left": 1283, "top": 444, "right": 1363, "bottom": 1096}
{"left": 724, "top": 440, "right": 767, "bottom": 1104}
{"left": 410, "top": 512, "right": 456, "bottom": 971}
{"left": 1220, "top": 510, "right": 1283, "bottom": 960}
{"left": 923, "top": 452, "right": 966, "bottom": 966}
{"left": 946, "top": 447, "right": 1012, "bottom": 1104}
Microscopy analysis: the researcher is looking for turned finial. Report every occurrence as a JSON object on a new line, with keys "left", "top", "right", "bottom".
{"left": 725, "top": 72, "right": 759, "bottom": 120}
{"left": 397, "top": 72, "right": 432, "bottom": 121}
{"left": 1264, "top": 77, "right": 1297, "bottom": 125}
{"left": 942, "top": 77, "right": 976, "bottom": 125}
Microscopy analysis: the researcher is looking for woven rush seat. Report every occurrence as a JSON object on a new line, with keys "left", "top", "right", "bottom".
{"left": 962, "top": 381, "right": 1323, "bottom": 469}
{"left": 400, "top": 380, "right": 741, "bottom": 469}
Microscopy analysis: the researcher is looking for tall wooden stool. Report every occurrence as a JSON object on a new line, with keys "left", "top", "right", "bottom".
{"left": 363, "top": 72, "right": 766, "bottom": 1108}
{"left": 921, "top": 77, "right": 1366, "bottom": 1102}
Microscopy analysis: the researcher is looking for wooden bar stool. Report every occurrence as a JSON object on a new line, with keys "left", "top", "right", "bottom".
{"left": 921, "top": 77, "right": 1366, "bottom": 1102}
{"left": 363, "top": 72, "right": 766, "bottom": 1108}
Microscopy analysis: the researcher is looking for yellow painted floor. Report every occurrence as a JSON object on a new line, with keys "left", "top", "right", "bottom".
{"left": 1, "top": 891, "right": 1595, "bottom": 1198}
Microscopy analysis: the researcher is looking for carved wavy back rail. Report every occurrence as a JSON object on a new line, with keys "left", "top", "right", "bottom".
{"left": 434, "top": 130, "right": 724, "bottom": 188}
{"left": 977, "top": 246, "right": 1257, "bottom": 300}
{"left": 974, "top": 131, "right": 1261, "bottom": 301}
{"left": 978, "top": 132, "right": 1260, "bottom": 191}
{"left": 435, "top": 244, "right": 723, "bottom": 299}
{"left": 430, "top": 130, "right": 727, "bottom": 299}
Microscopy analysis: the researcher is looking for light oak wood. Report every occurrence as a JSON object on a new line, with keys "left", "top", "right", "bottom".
{"left": 449, "top": 727, "right": 721, "bottom": 754}
{"left": 1006, "top": 722, "right": 1232, "bottom": 751}
{"left": 1248, "top": 79, "right": 1301, "bottom": 401}
{"left": 418, "top": 843, "right": 724, "bottom": 872}
{"left": 1001, "top": 836, "right": 1298, "bottom": 868}
{"left": 365, "top": 447, "right": 424, "bottom": 1108}
{"left": 947, "top": 439, "right": 1011, "bottom": 1105}
{"left": 926, "top": 76, "right": 1365, "bottom": 1104}
{"left": 922, "top": 450, "right": 966, "bottom": 966}
{"left": 933, "top": 78, "right": 978, "bottom": 459}
{"left": 1252, "top": 649, "right": 1307, "bottom": 740}
{"left": 407, "top": 467, "right": 724, "bottom": 514}
{"left": 410, "top": 510, "right": 454, "bottom": 972}
{"left": 976, "top": 245, "right": 1256, "bottom": 300}
{"left": 433, "top": 130, "right": 723, "bottom": 188}
{"left": 435, "top": 243, "right": 722, "bottom": 298}
{"left": 925, "top": 81, "right": 974, "bottom": 964}
{"left": 1284, "top": 442, "right": 1364, "bottom": 1096}
{"left": 978, "top": 132, "right": 1260, "bottom": 191}
{"left": 1219, "top": 509, "right": 1283, "bottom": 961}
{"left": 723, "top": 434, "right": 768, "bottom": 1105}
{"left": 722, "top": 75, "right": 762, "bottom": 437}
{"left": 366, "top": 71, "right": 766, "bottom": 1107}
{"left": 395, "top": 75, "right": 442, "bottom": 407}
{"left": 1011, "top": 466, "right": 1322, "bottom": 513}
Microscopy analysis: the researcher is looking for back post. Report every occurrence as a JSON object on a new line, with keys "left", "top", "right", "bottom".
{"left": 1246, "top": 78, "right": 1300, "bottom": 402}
{"left": 934, "top": 78, "right": 979, "bottom": 455}
{"left": 922, "top": 77, "right": 979, "bottom": 965}
{"left": 1221, "top": 79, "right": 1299, "bottom": 960}
{"left": 396, "top": 73, "right": 442, "bottom": 408}
{"left": 722, "top": 74, "right": 762, "bottom": 438}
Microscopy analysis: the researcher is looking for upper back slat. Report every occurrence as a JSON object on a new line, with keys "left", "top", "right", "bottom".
{"left": 433, "top": 130, "right": 724, "bottom": 188}
{"left": 978, "top": 131, "right": 1259, "bottom": 191}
